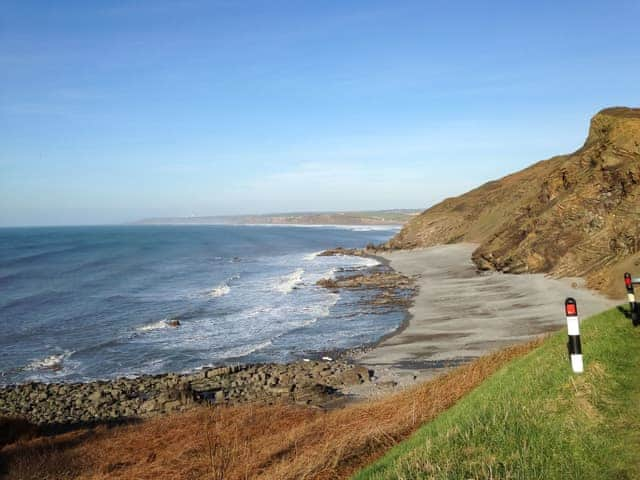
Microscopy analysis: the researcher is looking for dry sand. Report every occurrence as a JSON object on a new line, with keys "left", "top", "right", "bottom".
{"left": 350, "top": 243, "right": 617, "bottom": 397}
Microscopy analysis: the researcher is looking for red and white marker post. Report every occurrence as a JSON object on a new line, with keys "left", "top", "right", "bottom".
{"left": 565, "top": 297, "right": 583, "bottom": 373}
{"left": 624, "top": 272, "right": 639, "bottom": 327}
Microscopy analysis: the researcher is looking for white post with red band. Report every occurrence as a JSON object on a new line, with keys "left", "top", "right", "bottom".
{"left": 565, "top": 297, "right": 583, "bottom": 373}
{"left": 624, "top": 273, "right": 639, "bottom": 327}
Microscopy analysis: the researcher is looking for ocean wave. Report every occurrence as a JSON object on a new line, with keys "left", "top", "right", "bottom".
{"left": 275, "top": 268, "right": 305, "bottom": 294}
{"left": 243, "top": 306, "right": 271, "bottom": 318}
{"left": 303, "top": 251, "right": 323, "bottom": 261}
{"left": 26, "top": 350, "right": 75, "bottom": 372}
{"left": 3, "top": 247, "right": 80, "bottom": 268}
{"left": 322, "top": 267, "right": 337, "bottom": 279}
{"left": 301, "top": 292, "right": 340, "bottom": 318}
{"left": 207, "top": 274, "right": 239, "bottom": 298}
{"left": 292, "top": 317, "right": 319, "bottom": 329}
{"left": 224, "top": 340, "right": 272, "bottom": 358}
{"left": 0, "top": 271, "right": 26, "bottom": 286}
{"left": 2, "top": 290, "right": 68, "bottom": 312}
{"left": 209, "top": 284, "right": 231, "bottom": 297}
{"left": 137, "top": 319, "right": 171, "bottom": 332}
{"left": 354, "top": 257, "right": 380, "bottom": 268}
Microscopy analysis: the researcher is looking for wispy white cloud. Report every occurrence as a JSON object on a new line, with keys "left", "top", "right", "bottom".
{"left": 213, "top": 160, "right": 468, "bottom": 215}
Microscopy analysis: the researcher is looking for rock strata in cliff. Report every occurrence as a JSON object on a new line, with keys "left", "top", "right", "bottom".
{"left": 387, "top": 107, "right": 640, "bottom": 297}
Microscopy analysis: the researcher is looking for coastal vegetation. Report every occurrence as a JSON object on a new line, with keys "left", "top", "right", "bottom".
{"left": 0, "top": 339, "right": 540, "bottom": 479}
{"left": 355, "top": 306, "right": 640, "bottom": 479}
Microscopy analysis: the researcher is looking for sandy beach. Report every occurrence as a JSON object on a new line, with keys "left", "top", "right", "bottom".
{"left": 354, "top": 243, "right": 618, "bottom": 392}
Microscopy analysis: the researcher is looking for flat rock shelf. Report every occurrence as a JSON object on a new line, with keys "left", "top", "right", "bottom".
{"left": 0, "top": 361, "right": 372, "bottom": 426}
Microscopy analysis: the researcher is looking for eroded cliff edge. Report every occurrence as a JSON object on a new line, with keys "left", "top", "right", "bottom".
{"left": 387, "top": 107, "right": 640, "bottom": 298}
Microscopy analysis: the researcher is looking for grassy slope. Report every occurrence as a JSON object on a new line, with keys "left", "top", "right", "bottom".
{"left": 355, "top": 307, "right": 640, "bottom": 480}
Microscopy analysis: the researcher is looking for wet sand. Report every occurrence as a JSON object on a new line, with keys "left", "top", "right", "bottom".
{"left": 354, "top": 243, "right": 617, "bottom": 393}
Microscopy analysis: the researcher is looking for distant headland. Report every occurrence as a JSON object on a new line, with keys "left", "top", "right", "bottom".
{"left": 131, "top": 209, "right": 420, "bottom": 226}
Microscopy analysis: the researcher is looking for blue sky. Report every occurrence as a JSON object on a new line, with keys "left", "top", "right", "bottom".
{"left": 1, "top": 0, "right": 639, "bottom": 226}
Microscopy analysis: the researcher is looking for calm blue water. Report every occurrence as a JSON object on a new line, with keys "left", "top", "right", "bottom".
{"left": 0, "top": 225, "right": 402, "bottom": 385}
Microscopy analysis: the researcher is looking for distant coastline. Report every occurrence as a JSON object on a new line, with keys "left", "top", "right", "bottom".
{"left": 131, "top": 209, "right": 420, "bottom": 226}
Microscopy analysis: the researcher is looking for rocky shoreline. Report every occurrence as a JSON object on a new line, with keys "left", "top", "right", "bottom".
{"left": 0, "top": 360, "right": 372, "bottom": 426}
{"left": 0, "top": 250, "right": 418, "bottom": 427}
{"left": 317, "top": 271, "right": 416, "bottom": 308}
{"left": 317, "top": 247, "right": 417, "bottom": 309}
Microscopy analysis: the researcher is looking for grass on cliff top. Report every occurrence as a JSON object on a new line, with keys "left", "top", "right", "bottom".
{"left": 354, "top": 306, "right": 640, "bottom": 480}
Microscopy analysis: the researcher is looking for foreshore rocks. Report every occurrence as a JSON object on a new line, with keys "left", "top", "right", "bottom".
{"left": 317, "top": 271, "right": 414, "bottom": 290}
{"left": 318, "top": 245, "right": 393, "bottom": 257}
{"left": 0, "top": 361, "right": 372, "bottom": 426}
{"left": 317, "top": 270, "right": 417, "bottom": 309}
{"left": 318, "top": 247, "right": 369, "bottom": 257}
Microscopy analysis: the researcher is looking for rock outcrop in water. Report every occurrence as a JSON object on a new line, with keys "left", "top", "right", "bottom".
{"left": 387, "top": 107, "right": 640, "bottom": 297}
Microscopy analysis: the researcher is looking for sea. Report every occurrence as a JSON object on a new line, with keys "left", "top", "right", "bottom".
{"left": 0, "top": 225, "right": 404, "bottom": 386}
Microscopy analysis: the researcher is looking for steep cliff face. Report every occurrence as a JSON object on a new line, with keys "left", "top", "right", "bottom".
{"left": 388, "top": 107, "right": 640, "bottom": 297}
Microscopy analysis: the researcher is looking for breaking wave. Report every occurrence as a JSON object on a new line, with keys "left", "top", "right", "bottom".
{"left": 224, "top": 340, "right": 273, "bottom": 358}
{"left": 207, "top": 274, "right": 239, "bottom": 298}
{"left": 275, "top": 268, "right": 305, "bottom": 294}
{"left": 137, "top": 319, "right": 170, "bottom": 332}
{"left": 354, "top": 257, "right": 380, "bottom": 268}
{"left": 26, "top": 350, "right": 75, "bottom": 372}
{"left": 303, "top": 292, "right": 339, "bottom": 318}
{"left": 210, "top": 284, "right": 230, "bottom": 297}
{"left": 304, "top": 251, "right": 323, "bottom": 261}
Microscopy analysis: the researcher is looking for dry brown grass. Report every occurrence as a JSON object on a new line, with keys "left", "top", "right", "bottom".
{"left": 0, "top": 339, "right": 541, "bottom": 480}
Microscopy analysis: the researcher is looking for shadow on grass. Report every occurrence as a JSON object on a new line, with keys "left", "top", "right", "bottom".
{"left": 617, "top": 305, "right": 632, "bottom": 319}
{"left": 0, "top": 415, "right": 142, "bottom": 478}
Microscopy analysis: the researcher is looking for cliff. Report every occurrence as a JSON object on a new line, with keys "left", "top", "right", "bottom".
{"left": 387, "top": 107, "right": 640, "bottom": 297}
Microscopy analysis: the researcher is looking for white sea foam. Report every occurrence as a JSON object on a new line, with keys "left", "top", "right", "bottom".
{"left": 203, "top": 274, "right": 238, "bottom": 298}
{"left": 275, "top": 268, "right": 305, "bottom": 293}
{"left": 287, "top": 316, "right": 321, "bottom": 330}
{"left": 302, "top": 292, "right": 339, "bottom": 319}
{"left": 244, "top": 224, "right": 402, "bottom": 231}
{"left": 26, "top": 350, "right": 75, "bottom": 371}
{"left": 343, "top": 225, "right": 402, "bottom": 232}
{"left": 224, "top": 340, "right": 272, "bottom": 358}
{"left": 298, "top": 317, "right": 319, "bottom": 328}
{"left": 242, "top": 305, "right": 278, "bottom": 319}
{"left": 322, "top": 267, "right": 338, "bottom": 279}
{"left": 304, "top": 251, "right": 323, "bottom": 261}
{"left": 209, "top": 284, "right": 230, "bottom": 297}
{"left": 354, "top": 257, "right": 380, "bottom": 268}
{"left": 137, "top": 319, "right": 170, "bottom": 332}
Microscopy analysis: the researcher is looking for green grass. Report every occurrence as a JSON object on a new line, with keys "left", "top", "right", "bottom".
{"left": 354, "top": 306, "right": 640, "bottom": 480}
